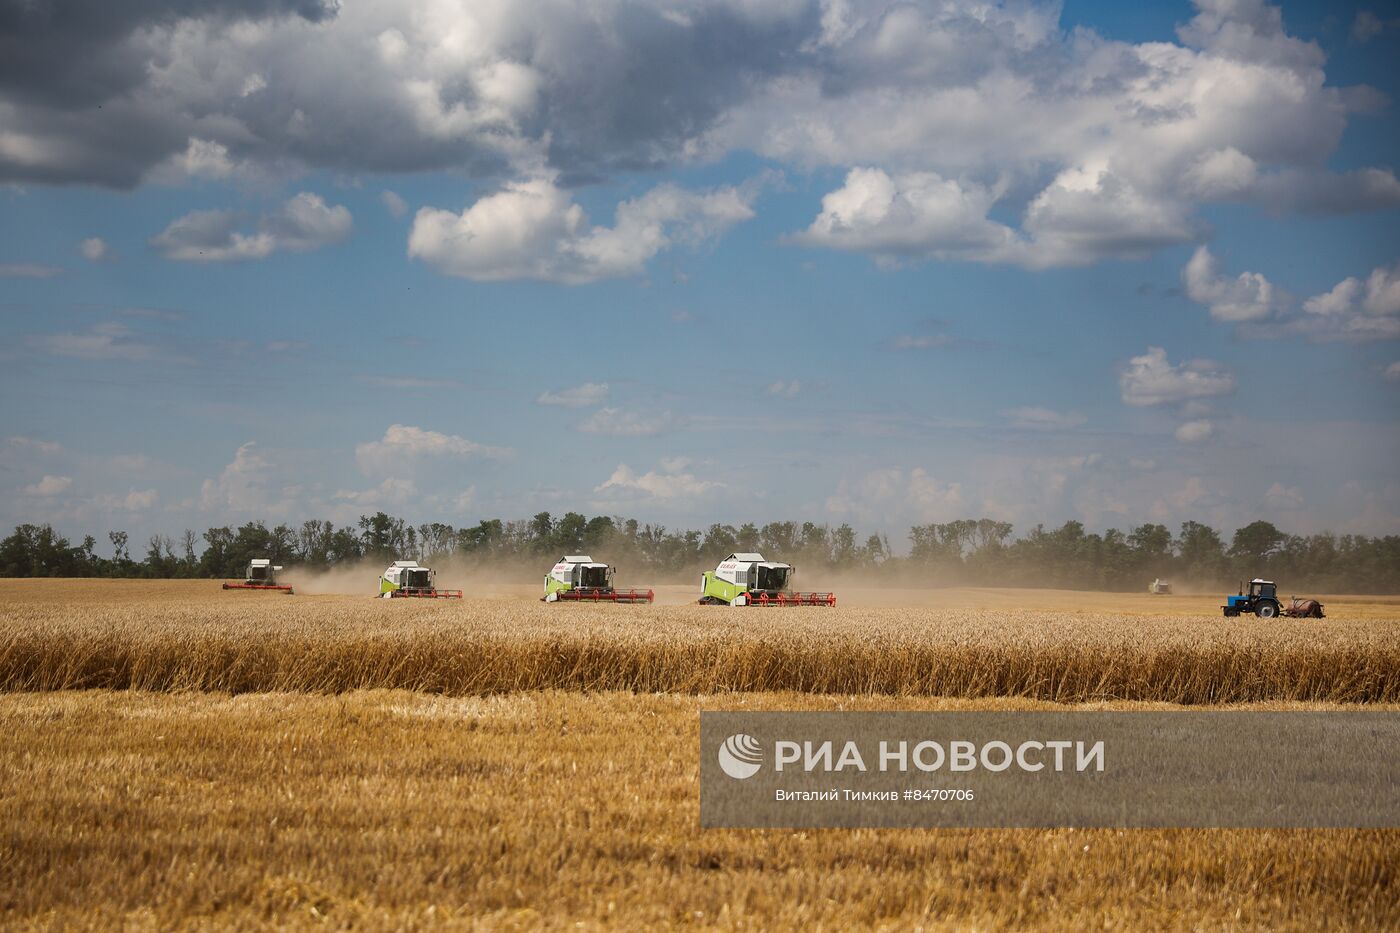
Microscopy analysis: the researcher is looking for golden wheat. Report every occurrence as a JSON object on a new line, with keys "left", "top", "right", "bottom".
{"left": 1, "top": 581, "right": 1395, "bottom": 702}
{"left": 1, "top": 690, "right": 1395, "bottom": 932}
{"left": 3, "top": 581, "right": 1398, "bottom": 930}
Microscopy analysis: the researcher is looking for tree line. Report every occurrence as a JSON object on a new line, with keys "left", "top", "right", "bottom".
{"left": 2, "top": 512, "right": 1397, "bottom": 593}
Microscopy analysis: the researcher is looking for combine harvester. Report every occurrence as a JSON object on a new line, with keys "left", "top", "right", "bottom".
{"left": 698, "top": 553, "right": 835, "bottom": 607}
{"left": 542, "top": 555, "right": 654, "bottom": 603}
{"left": 378, "top": 560, "right": 462, "bottom": 599}
{"left": 222, "top": 559, "right": 293, "bottom": 594}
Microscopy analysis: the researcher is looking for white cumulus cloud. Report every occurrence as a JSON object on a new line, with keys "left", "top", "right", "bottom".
{"left": 1183, "top": 246, "right": 1279, "bottom": 322}
{"left": 1303, "top": 276, "right": 1363, "bottom": 316}
{"left": 409, "top": 178, "right": 754, "bottom": 283}
{"left": 152, "top": 192, "right": 352, "bottom": 262}
{"left": 1174, "top": 419, "right": 1216, "bottom": 444}
{"left": 790, "top": 167, "right": 1019, "bottom": 264}
{"left": 22, "top": 475, "right": 73, "bottom": 496}
{"left": 79, "top": 237, "right": 108, "bottom": 261}
{"left": 355, "top": 424, "right": 511, "bottom": 475}
{"left": 1120, "top": 347, "right": 1236, "bottom": 407}
{"left": 1290, "top": 259, "right": 1400, "bottom": 341}
{"left": 593, "top": 463, "right": 721, "bottom": 502}
{"left": 200, "top": 442, "right": 275, "bottom": 512}
{"left": 1362, "top": 262, "right": 1400, "bottom": 315}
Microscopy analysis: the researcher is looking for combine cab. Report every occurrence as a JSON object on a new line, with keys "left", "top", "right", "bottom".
{"left": 222, "top": 559, "right": 293, "bottom": 594}
{"left": 698, "top": 553, "right": 835, "bottom": 607}
{"left": 542, "top": 555, "right": 654, "bottom": 603}
{"left": 1148, "top": 578, "right": 1172, "bottom": 595}
{"left": 379, "top": 560, "right": 462, "bottom": 599}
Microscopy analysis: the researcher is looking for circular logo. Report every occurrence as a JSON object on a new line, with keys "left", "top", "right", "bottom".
{"left": 718, "top": 733, "right": 763, "bottom": 779}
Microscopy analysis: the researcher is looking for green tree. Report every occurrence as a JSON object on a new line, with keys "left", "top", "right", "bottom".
{"left": 529, "top": 512, "right": 555, "bottom": 554}
{"left": 553, "top": 512, "right": 587, "bottom": 553}
{"left": 734, "top": 523, "right": 760, "bottom": 552}
{"left": 1177, "top": 521, "right": 1225, "bottom": 583}
{"left": 1231, "top": 520, "right": 1286, "bottom": 565}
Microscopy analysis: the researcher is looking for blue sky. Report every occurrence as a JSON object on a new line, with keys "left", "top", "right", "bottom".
{"left": 1, "top": 0, "right": 1398, "bottom": 550}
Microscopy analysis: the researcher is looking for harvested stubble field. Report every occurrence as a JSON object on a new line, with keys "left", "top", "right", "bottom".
{"left": 1, "top": 579, "right": 1396, "bottom": 930}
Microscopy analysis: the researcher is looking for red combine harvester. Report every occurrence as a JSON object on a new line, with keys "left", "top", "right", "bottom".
{"left": 541, "top": 555, "right": 654, "bottom": 603}
{"left": 378, "top": 560, "right": 463, "bottom": 598}
{"left": 698, "top": 553, "right": 836, "bottom": 606}
{"left": 222, "top": 559, "right": 293, "bottom": 594}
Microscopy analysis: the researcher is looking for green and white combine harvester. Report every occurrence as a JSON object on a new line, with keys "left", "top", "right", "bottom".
{"left": 542, "top": 555, "right": 654, "bottom": 603}
{"left": 698, "top": 553, "right": 836, "bottom": 607}
{"left": 222, "top": 558, "right": 293, "bottom": 594}
{"left": 378, "top": 560, "right": 462, "bottom": 599}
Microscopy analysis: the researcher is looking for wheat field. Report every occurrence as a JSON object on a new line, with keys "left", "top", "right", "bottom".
{"left": 2, "top": 580, "right": 1396, "bottom": 702}
{"left": 1, "top": 579, "right": 1396, "bottom": 930}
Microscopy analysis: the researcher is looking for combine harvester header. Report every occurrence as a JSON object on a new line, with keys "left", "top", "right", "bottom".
{"left": 543, "top": 555, "right": 654, "bottom": 603}
{"left": 222, "top": 559, "right": 293, "bottom": 594}
{"left": 699, "top": 553, "right": 835, "bottom": 606}
{"left": 379, "top": 560, "right": 462, "bottom": 599}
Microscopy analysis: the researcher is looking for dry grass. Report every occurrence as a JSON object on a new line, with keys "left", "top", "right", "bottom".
{"left": 1, "top": 689, "right": 1395, "bottom": 932}
{"left": 1, "top": 581, "right": 1396, "bottom": 702}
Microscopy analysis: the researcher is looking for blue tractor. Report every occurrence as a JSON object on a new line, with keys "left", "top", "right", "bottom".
{"left": 1223, "top": 578, "right": 1281, "bottom": 618}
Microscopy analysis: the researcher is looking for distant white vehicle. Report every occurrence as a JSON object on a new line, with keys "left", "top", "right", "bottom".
{"left": 1149, "top": 578, "right": 1172, "bottom": 595}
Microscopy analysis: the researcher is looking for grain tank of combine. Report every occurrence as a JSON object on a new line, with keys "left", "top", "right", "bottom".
{"left": 222, "top": 558, "right": 293, "bottom": 593}
{"left": 378, "top": 560, "right": 462, "bottom": 599}
{"left": 542, "top": 555, "right": 654, "bottom": 603}
{"left": 698, "top": 553, "right": 835, "bottom": 607}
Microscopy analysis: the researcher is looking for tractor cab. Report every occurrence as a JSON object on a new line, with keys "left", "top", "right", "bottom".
{"left": 1249, "top": 579, "right": 1276, "bottom": 600}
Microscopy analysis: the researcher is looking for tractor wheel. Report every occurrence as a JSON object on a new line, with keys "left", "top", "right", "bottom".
{"left": 1256, "top": 602, "right": 1278, "bottom": 619}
